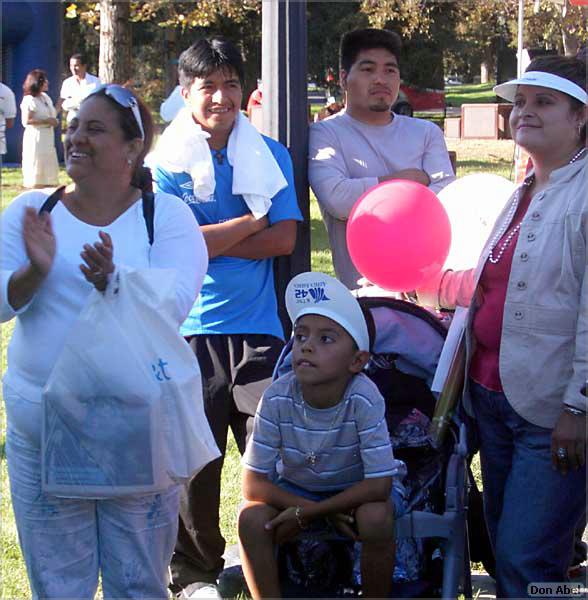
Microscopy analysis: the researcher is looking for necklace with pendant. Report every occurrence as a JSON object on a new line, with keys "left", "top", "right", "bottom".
{"left": 302, "top": 401, "right": 345, "bottom": 467}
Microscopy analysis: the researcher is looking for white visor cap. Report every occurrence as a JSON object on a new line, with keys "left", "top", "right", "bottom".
{"left": 494, "top": 71, "right": 588, "bottom": 105}
{"left": 285, "top": 272, "right": 370, "bottom": 352}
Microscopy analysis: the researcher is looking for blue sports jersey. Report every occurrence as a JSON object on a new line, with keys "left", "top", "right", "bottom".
{"left": 153, "top": 135, "right": 302, "bottom": 339}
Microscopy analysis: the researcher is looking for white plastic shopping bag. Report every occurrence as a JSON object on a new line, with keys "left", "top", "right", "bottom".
{"left": 42, "top": 267, "right": 220, "bottom": 498}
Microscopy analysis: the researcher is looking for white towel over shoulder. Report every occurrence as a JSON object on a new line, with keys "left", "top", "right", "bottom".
{"left": 154, "top": 108, "right": 287, "bottom": 219}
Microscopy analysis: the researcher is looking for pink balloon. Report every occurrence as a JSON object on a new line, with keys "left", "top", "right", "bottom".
{"left": 347, "top": 180, "right": 451, "bottom": 291}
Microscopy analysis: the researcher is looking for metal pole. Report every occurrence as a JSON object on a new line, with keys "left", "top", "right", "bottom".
{"left": 517, "top": 0, "right": 525, "bottom": 76}
{"left": 262, "top": 0, "right": 310, "bottom": 337}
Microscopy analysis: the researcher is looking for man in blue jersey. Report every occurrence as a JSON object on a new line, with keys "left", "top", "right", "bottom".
{"left": 153, "top": 37, "right": 302, "bottom": 598}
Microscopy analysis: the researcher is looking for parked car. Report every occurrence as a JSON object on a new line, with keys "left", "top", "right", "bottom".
{"left": 308, "top": 80, "right": 445, "bottom": 118}
{"left": 393, "top": 83, "right": 446, "bottom": 116}
{"left": 444, "top": 75, "right": 464, "bottom": 86}
{"left": 392, "top": 88, "right": 413, "bottom": 116}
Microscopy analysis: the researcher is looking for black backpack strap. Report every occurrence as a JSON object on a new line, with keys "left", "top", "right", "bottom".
{"left": 39, "top": 186, "right": 154, "bottom": 245}
{"left": 142, "top": 190, "right": 155, "bottom": 246}
{"left": 38, "top": 186, "right": 65, "bottom": 214}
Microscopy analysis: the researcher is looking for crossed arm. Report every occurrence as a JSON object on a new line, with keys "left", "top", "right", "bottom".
{"left": 202, "top": 217, "right": 297, "bottom": 260}
{"left": 378, "top": 168, "right": 430, "bottom": 186}
{"left": 308, "top": 127, "right": 429, "bottom": 222}
{"left": 24, "top": 109, "right": 58, "bottom": 128}
{"left": 308, "top": 123, "right": 454, "bottom": 221}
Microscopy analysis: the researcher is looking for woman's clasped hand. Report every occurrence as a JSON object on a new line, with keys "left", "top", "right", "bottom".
{"left": 79, "top": 231, "right": 114, "bottom": 291}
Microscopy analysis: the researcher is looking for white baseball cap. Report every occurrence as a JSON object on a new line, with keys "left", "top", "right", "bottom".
{"left": 494, "top": 71, "right": 588, "bottom": 105}
{"left": 285, "top": 272, "right": 370, "bottom": 352}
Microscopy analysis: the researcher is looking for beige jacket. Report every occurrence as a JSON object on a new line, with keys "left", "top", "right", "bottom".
{"left": 420, "top": 158, "right": 587, "bottom": 428}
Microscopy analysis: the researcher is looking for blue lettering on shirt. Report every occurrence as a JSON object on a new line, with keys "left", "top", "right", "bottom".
{"left": 153, "top": 136, "right": 302, "bottom": 339}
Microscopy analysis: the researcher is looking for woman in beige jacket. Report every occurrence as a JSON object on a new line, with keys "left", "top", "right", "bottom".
{"left": 420, "top": 56, "right": 586, "bottom": 598}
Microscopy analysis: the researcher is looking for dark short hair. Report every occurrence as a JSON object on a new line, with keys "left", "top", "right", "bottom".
{"left": 178, "top": 37, "right": 244, "bottom": 89}
{"left": 340, "top": 28, "right": 402, "bottom": 73}
{"left": 526, "top": 55, "right": 587, "bottom": 143}
{"left": 22, "top": 69, "right": 47, "bottom": 97}
{"left": 82, "top": 88, "right": 155, "bottom": 192}
{"left": 69, "top": 53, "right": 86, "bottom": 65}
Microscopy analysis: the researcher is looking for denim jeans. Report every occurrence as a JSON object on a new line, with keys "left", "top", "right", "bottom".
{"left": 4, "top": 386, "right": 180, "bottom": 600}
{"left": 470, "top": 380, "right": 586, "bottom": 599}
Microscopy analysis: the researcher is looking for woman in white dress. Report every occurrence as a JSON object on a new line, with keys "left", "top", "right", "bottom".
{"left": 20, "top": 69, "right": 59, "bottom": 188}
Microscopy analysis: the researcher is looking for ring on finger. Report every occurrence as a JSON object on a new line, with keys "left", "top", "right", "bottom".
{"left": 556, "top": 447, "right": 568, "bottom": 461}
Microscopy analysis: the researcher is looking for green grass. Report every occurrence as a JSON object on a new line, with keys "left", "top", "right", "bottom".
{"left": 0, "top": 142, "right": 504, "bottom": 596}
{"left": 446, "top": 138, "right": 515, "bottom": 180}
{"left": 0, "top": 169, "right": 31, "bottom": 598}
{"left": 0, "top": 168, "right": 23, "bottom": 204}
{"left": 309, "top": 104, "right": 324, "bottom": 117}
{"left": 445, "top": 82, "right": 498, "bottom": 107}
{"left": 309, "top": 190, "right": 335, "bottom": 277}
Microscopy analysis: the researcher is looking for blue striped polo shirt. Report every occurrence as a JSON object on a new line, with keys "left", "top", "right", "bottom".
{"left": 243, "top": 371, "right": 406, "bottom": 492}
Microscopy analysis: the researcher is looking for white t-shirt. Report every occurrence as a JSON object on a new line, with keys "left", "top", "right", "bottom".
{"left": 0, "top": 189, "right": 208, "bottom": 403}
{"left": 309, "top": 111, "right": 456, "bottom": 289}
{"left": 60, "top": 73, "right": 101, "bottom": 121}
{"left": 0, "top": 82, "right": 17, "bottom": 155}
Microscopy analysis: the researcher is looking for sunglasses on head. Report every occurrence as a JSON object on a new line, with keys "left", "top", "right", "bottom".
{"left": 89, "top": 84, "right": 145, "bottom": 140}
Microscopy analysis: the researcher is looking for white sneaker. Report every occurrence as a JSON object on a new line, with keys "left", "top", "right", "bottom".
{"left": 180, "top": 582, "right": 222, "bottom": 599}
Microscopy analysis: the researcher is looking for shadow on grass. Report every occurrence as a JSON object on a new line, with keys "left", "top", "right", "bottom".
{"left": 459, "top": 159, "right": 511, "bottom": 169}
{"left": 456, "top": 159, "right": 513, "bottom": 180}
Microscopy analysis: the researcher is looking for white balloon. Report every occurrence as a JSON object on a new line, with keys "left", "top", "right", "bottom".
{"left": 438, "top": 173, "right": 516, "bottom": 271}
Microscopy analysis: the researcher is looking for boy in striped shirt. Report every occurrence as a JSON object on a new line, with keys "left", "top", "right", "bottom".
{"left": 239, "top": 272, "right": 406, "bottom": 598}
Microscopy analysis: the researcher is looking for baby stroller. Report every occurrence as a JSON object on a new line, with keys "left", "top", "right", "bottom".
{"left": 273, "top": 294, "right": 489, "bottom": 599}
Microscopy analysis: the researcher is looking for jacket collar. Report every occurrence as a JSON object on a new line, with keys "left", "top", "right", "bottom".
{"left": 525, "top": 154, "right": 586, "bottom": 187}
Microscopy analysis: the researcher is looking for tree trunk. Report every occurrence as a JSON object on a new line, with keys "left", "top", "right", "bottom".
{"left": 164, "top": 27, "right": 178, "bottom": 96}
{"left": 560, "top": 2, "right": 584, "bottom": 57}
{"left": 480, "top": 61, "right": 490, "bottom": 84}
{"left": 480, "top": 45, "right": 496, "bottom": 84}
{"left": 99, "top": 0, "right": 131, "bottom": 84}
{"left": 562, "top": 28, "right": 579, "bottom": 57}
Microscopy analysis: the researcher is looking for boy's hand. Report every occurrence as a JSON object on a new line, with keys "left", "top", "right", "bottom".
{"left": 328, "top": 512, "right": 358, "bottom": 541}
{"left": 264, "top": 506, "right": 299, "bottom": 530}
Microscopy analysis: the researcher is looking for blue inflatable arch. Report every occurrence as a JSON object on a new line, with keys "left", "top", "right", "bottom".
{"left": 2, "top": 1, "right": 63, "bottom": 163}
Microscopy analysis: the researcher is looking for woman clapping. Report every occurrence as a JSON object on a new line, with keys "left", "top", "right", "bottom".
{"left": 1, "top": 85, "right": 208, "bottom": 599}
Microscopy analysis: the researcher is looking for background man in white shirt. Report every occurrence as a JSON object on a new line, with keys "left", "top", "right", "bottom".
{"left": 0, "top": 82, "right": 17, "bottom": 156}
{"left": 309, "top": 28, "right": 455, "bottom": 289}
{"left": 57, "top": 53, "right": 101, "bottom": 122}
